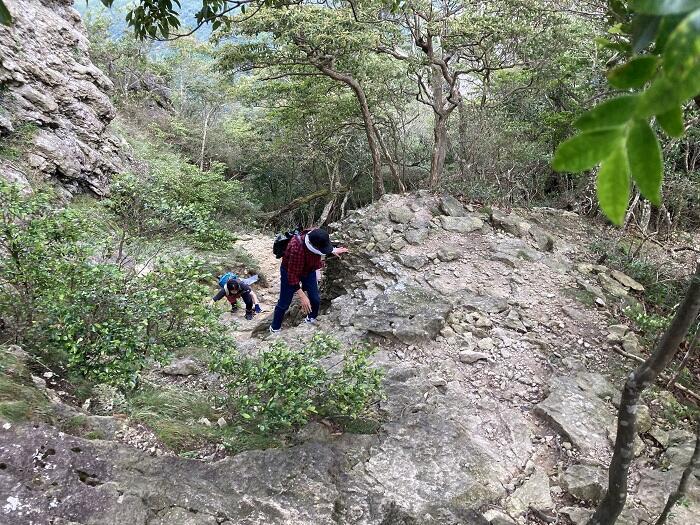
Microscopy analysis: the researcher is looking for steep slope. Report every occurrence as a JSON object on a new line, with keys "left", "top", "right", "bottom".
{"left": 1, "top": 194, "right": 698, "bottom": 525}
{"left": 0, "top": 0, "right": 125, "bottom": 195}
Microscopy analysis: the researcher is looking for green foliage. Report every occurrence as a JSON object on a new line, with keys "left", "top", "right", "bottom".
{"left": 0, "top": 180, "right": 232, "bottom": 389}
{"left": 0, "top": 0, "right": 11, "bottom": 26}
{"left": 553, "top": 3, "right": 700, "bottom": 225}
{"left": 0, "top": 347, "right": 50, "bottom": 423}
{"left": 212, "top": 333, "right": 384, "bottom": 434}
{"left": 0, "top": 123, "right": 38, "bottom": 160}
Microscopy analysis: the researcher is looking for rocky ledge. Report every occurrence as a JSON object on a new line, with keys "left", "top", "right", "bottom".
{"left": 0, "top": 0, "right": 125, "bottom": 195}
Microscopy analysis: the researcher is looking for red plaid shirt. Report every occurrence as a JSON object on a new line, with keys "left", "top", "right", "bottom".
{"left": 282, "top": 233, "right": 325, "bottom": 289}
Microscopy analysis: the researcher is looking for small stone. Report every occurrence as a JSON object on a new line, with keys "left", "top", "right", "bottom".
{"left": 217, "top": 417, "right": 227, "bottom": 428}
{"left": 439, "top": 215, "right": 484, "bottom": 233}
{"left": 162, "top": 358, "right": 202, "bottom": 376}
{"left": 595, "top": 297, "right": 606, "bottom": 307}
{"left": 648, "top": 426, "right": 670, "bottom": 448}
{"left": 507, "top": 468, "right": 553, "bottom": 515}
{"left": 477, "top": 337, "right": 496, "bottom": 351}
{"left": 635, "top": 404, "right": 652, "bottom": 434}
{"left": 198, "top": 417, "right": 212, "bottom": 427}
{"left": 622, "top": 333, "right": 641, "bottom": 356}
{"left": 483, "top": 509, "right": 516, "bottom": 525}
{"left": 562, "top": 441, "right": 572, "bottom": 450}
{"left": 459, "top": 350, "right": 489, "bottom": 364}
{"left": 607, "top": 324, "right": 629, "bottom": 340}
{"left": 610, "top": 270, "right": 645, "bottom": 292}
{"left": 430, "top": 376, "right": 448, "bottom": 387}
{"left": 437, "top": 247, "right": 461, "bottom": 262}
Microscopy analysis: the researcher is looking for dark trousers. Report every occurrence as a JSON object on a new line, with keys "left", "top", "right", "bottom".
{"left": 271, "top": 266, "right": 320, "bottom": 330}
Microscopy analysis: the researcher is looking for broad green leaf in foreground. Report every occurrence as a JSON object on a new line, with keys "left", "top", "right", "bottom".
{"left": 552, "top": 129, "right": 623, "bottom": 172}
{"left": 664, "top": 8, "right": 700, "bottom": 100}
{"left": 575, "top": 96, "right": 639, "bottom": 131}
{"left": 637, "top": 76, "right": 681, "bottom": 117}
{"left": 0, "top": 0, "right": 11, "bottom": 25}
{"left": 607, "top": 56, "right": 659, "bottom": 89}
{"left": 626, "top": 119, "right": 663, "bottom": 205}
{"left": 657, "top": 105, "right": 686, "bottom": 137}
{"left": 597, "top": 148, "right": 631, "bottom": 226}
{"left": 632, "top": 0, "right": 700, "bottom": 15}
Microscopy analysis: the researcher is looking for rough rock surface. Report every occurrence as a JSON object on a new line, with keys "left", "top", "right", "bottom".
{"left": 0, "top": 0, "right": 125, "bottom": 194}
{"left": 2, "top": 193, "right": 698, "bottom": 524}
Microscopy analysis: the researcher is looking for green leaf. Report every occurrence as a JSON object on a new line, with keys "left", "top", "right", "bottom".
{"left": 0, "top": 0, "right": 11, "bottom": 25}
{"left": 632, "top": 15, "right": 661, "bottom": 52}
{"left": 664, "top": 8, "right": 700, "bottom": 100}
{"left": 632, "top": 0, "right": 700, "bottom": 15}
{"left": 656, "top": 15, "right": 686, "bottom": 52}
{"left": 657, "top": 105, "right": 686, "bottom": 137}
{"left": 626, "top": 119, "right": 663, "bottom": 205}
{"left": 553, "top": 129, "right": 624, "bottom": 172}
{"left": 607, "top": 56, "right": 659, "bottom": 89}
{"left": 597, "top": 148, "right": 631, "bottom": 226}
{"left": 637, "top": 76, "right": 682, "bottom": 117}
{"left": 575, "top": 96, "right": 640, "bottom": 131}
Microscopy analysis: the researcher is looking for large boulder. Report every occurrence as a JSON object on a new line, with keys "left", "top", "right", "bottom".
{"left": 439, "top": 215, "right": 484, "bottom": 234}
{"left": 439, "top": 194, "right": 467, "bottom": 216}
{"left": 0, "top": 0, "right": 127, "bottom": 194}
{"left": 535, "top": 373, "right": 616, "bottom": 457}
{"left": 560, "top": 464, "right": 606, "bottom": 502}
{"left": 350, "top": 283, "right": 453, "bottom": 343}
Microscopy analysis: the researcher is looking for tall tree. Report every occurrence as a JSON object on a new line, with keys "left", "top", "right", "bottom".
{"left": 377, "top": 0, "right": 570, "bottom": 186}
{"left": 218, "top": 4, "right": 409, "bottom": 197}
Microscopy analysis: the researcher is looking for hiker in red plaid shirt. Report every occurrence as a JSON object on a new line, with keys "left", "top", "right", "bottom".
{"left": 269, "top": 228, "right": 348, "bottom": 333}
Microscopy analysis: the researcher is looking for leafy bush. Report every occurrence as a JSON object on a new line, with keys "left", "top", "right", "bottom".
{"left": 0, "top": 180, "right": 231, "bottom": 388}
{"left": 106, "top": 152, "right": 256, "bottom": 249}
{"left": 212, "top": 332, "right": 384, "bottom": 434}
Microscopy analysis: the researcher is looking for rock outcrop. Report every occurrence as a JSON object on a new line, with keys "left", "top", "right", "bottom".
{"left": 2, "top": 193, "right": 699, "bottom": 524}
{"left": 0, "top": 0, "right": 124, "bottom": 195}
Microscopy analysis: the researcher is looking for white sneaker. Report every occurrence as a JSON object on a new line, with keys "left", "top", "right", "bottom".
{"left": 303, "top": 316, "right": 317, "bottom": 324}
{"left": 269, "top": 326, "right": 281, "bottom": 333}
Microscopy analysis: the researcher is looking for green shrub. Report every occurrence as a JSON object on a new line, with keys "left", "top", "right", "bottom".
{"left": 212, "top": 332, "right": 384, "bottom": 434}
{"left": 105, "top": 145, "right": 257, "bottom": 250}
{"left": 0, "top": 180, "right": 232, "bottom": 389}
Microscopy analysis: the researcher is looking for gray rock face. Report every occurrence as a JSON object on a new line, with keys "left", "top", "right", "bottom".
{"left": 389, "top": 207, "right": 415, "bottom": 224}
{"left": 490, "top": 209, "right": 531, "bottom": 237}
{"left": 404, "top": 227, "right": 429, "bottom": 245}
{"left": 350, "top": 283, "right": 452, "bottom": 343}
{"left": 439, "top": 215, "right": 484, "bottom": 233}
{"left": 439, "top": 194, "right": 466, "bottom": 216}
{"left": 0, "top": 0, "right": 126, "bottom": 194}
{"left": 506, "top": 468, "right": 553, "bottom": 515}
{"left": 560, "top": 464, "right": 606, "bottom": 502}
{"left": 535, "top": 373, "right": 615, "bottom": 457}
{"left": 396, "top": 254, "right": 429, "bottom": 270}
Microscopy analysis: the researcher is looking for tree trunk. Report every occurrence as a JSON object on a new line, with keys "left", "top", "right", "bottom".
{"left": 200, "top": 109, "right": 210, "bottom": 171}
{"left": 588, "top": 262, "right": 700, "bottom": 525}
{"left": 317, "top": 65, "right": 384, "bottom": 197}
{"left": 457, "top": 102, "right": 470, "bottom": 179}
{"left": 374, "top": 125, "right": 405, "bottom": 192}
{"left": 430, "top": 115, "right": 448, "bottom": 187}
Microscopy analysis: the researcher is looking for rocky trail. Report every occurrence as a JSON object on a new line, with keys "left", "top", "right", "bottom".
{"left": 1, "top": 193, "right": 698, "bottom": 525}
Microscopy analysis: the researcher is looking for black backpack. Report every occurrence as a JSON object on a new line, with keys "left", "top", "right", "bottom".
{"left": 272, "top": 230, "right": 301, "bottom": 259}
